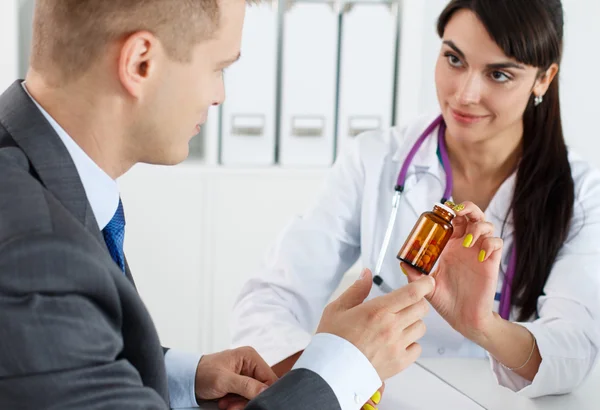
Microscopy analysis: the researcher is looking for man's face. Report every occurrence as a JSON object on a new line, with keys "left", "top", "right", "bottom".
{"left": 133, "top": 0, "right": 245, "bottom": 165}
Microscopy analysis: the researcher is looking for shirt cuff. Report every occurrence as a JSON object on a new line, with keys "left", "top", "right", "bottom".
{"left": 164, "top": 349, "right": 203, "bottom": 408}
{"left": 487, "top": 322, "right": 549, "bottom": 397}
{"left": 292, "top": 333, "right": 382, "bottom": 410}
{"left": 488, "top": 351, "right": 533, "bottom": 392}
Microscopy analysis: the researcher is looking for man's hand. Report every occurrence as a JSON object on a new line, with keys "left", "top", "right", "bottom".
{"left": 195, "top": 347, "right": 278, "bottom": 410}
{"left": 317, "top": 269, "right": 434, "bottom": 381}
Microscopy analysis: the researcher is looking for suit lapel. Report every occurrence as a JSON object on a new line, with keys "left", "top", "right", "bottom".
{"left": 0, "top": 81, "right": 107, "bottom": 250}
{"left": 124, "top": 258, "right": 137, "bottom": 289}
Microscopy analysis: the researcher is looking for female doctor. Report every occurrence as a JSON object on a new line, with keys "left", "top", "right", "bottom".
{"left": 231, "top": 0, "right": 600, "bottom": 400}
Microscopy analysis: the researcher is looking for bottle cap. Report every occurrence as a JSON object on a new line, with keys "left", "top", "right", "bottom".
{"left": 435, "top": 202, "right": 456, "bottom": 217}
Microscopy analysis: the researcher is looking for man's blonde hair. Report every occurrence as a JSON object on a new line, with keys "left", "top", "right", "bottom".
{"left": 30, "top": 0, "right": 252, "bottom": 85}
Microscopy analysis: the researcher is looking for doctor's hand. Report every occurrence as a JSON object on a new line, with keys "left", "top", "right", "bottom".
{"left": 194, "top": 347, "right": 278, "bottom": 410}
{"left": 316, "top": 268, "right": 434, "bottom": 381}
{"left": 402, "top": 201, "right": 503, "bottom": 342}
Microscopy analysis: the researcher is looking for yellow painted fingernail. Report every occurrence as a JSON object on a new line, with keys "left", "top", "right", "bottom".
{"left": 463, "top": 234, "right": 473, "bottom": 248}
{"left": 371, "top": 391, "right": 381, "bottom": 404}
{"left": 478, "top": 250, "right": 486, "bottom": 263}
{"left": 363, "top": 404, "right": 376, "bottom": 410}
{"left": 444, "top": 200, "right": 456, "bottom": 208}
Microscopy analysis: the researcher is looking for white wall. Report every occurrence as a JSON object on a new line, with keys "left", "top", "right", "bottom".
{"left": 0, "top": 1, "right": 19, "bottom": 91}
{"left": 396, "top": 0, "right": 448, "bottom": 122}
{"left": 119, "top": 166, "right": 330, "bottom": 353}
{"left": 17, "top": 0, "right": 35, "bottom": 78}
{"left": 560, "top": 0, "right": 600, "bottom": 168}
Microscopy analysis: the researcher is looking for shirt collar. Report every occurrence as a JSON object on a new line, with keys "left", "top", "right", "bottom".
{"left": 22, "top": 82, "right": 119, "bottom": 230}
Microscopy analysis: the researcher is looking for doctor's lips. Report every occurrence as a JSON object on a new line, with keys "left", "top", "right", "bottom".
{"left": 450, "top": 108, "right": 489, "bottom": 124}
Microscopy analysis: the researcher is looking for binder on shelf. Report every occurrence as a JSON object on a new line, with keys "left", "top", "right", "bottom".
{"left": 278, "top": 0, "right": 339, "bottom": 167}
{"left": 336, "top": 0, "right": 398, "bottom": 158}
{"left": 220, "top": 2, "right": 278, "bottom": 166}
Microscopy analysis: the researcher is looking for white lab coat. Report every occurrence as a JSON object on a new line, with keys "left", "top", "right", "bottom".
{"left": 231, "top": 113, "right": 600, "bottom": 398}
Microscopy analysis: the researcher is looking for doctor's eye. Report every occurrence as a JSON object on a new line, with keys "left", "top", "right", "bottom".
{"left": 490, "top": 71, "right": 512, "bottom": 83}
{"left": 444, "top": 52, "right": 463, "bottom": 68}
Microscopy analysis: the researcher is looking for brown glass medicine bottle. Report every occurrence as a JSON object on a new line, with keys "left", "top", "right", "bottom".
{"left": 397, "top": 202, "right": 456, "bottom": 275}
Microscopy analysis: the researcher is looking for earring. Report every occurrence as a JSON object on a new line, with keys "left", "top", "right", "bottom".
{"left": 534, "top": 95, "right": 543, "bottom": 106}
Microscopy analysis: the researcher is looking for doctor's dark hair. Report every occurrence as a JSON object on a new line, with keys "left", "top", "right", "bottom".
{"left": 437, "top": 0, "right": 574, "bottom": 321}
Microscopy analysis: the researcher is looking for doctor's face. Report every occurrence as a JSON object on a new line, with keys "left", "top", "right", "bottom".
{"left": 434, "top": 10, "right": 540, "bottom": 143}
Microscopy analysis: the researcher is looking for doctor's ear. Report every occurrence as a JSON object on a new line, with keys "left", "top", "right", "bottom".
{"left": 532, "top": 63, "right": 559, "bottom": 100}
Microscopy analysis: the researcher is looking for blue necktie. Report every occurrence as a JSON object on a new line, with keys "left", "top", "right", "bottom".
{"left": 103, "top": 199, "right": 126, "bottom": 272}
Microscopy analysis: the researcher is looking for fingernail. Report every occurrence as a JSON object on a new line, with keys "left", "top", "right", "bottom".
{"left": 478, "top": 250, "right": 486, "bottom": 263}
{"left": 444, "top": 200, "right": 456, "bottom": 208}
{"left": 359, "top": 269, "right": 368, "bottom": 280}
{"left": 362, "top": 404, "right": 376, "bottom": 410}
{"left": 371, "top": 391, "right": 381, "bottom": 404}
{"left": 463, "top": 234, "right": 473, "bottom": 248}
{"left": 401, "top": 266, "right": 408, "bottom": 276}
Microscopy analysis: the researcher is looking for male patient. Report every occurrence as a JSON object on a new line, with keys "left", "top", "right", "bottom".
{"left": 0, "top": 0, "right": 434, "bottom": 409}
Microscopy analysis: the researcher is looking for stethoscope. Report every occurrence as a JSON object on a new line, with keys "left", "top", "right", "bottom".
{"left": 371, "top": 115, "right": 515, "bottom": 320}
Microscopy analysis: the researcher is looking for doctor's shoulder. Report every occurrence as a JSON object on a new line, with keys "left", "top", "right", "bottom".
{"left": 566, "top": 151, "right": 600, "bottom": 214}
{"left": 549, "top": 150, "right": 600, "bottom": 248}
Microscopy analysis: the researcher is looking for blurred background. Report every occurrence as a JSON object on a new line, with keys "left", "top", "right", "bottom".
{"left": 1, "top": 0, "right": 599, "bottom": 355}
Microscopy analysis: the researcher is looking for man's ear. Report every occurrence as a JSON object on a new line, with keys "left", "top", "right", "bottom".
{"left": 117, "top": 31, "right": 160, "bottom": 98}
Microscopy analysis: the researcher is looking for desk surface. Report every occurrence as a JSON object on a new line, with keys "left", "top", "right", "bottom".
{"left": 196, "top": 363, "right": 482, "bottom": 409}
{"left": 194, "top": 358, "right": 599, "bottom": 409}
{"left": 418, "top": 358, "right": 600, "bottom": 410}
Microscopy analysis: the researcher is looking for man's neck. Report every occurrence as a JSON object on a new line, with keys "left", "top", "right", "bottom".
{"left": 24, "top": 72, "right": 132, "bottom": 179}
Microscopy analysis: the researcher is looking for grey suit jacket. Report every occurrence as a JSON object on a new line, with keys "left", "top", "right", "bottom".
{"left": 0, "top": 81, "right": 340, "bottom": 409}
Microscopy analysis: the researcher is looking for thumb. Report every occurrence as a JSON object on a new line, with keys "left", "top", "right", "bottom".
{"left": 336, "top": 268, "right": 373, "bottom": 310}
{"left": 401, "top": 262, "right": 425, "bottom": 283}
{"left": 401, "top": 262, "right": 436, "bottom": 299}
{"left": 225, "top": 374, "right": 269, "bottom": 401}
